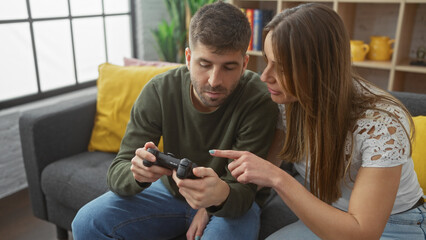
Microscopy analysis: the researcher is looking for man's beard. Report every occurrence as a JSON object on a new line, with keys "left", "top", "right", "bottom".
{"left": 191, "top": 78, "right": 237, "bottom": 108}
{"left": 196, "top": 85, "right": 226, "bottom": 107}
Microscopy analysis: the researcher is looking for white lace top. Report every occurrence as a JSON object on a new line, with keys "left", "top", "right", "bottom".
{"left": 277, "top": 93, "right": 423, "bottom": 214}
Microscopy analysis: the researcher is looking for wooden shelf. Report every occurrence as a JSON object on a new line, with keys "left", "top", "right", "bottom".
{"left": 338, "top": 0, "right": 401, "bottom": 3}
{"left": 247, "top": 50, "right": 263, "bottom": 57}
{"left": 282, "top": 0, "right": 333, "bottom": 2}
{"left": 231, "top": 0, "right": 426, "bottom": 93}
{"left": 406, "top": 0, "right": 426, "bottom": 3}
{"left": 352, "top": 60, "right": 392, "bottom": 70}
{"left": 395, "top": 63, "right": 426, "bottom": 74}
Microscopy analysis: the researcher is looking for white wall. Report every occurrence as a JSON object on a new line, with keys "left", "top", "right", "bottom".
{"left": 135, "top": 0, "right": 169, "bottom": 61}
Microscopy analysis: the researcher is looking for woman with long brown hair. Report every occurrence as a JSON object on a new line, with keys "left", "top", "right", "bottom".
{"left": 210, "top": 3, "right": 425, "bottom": 239}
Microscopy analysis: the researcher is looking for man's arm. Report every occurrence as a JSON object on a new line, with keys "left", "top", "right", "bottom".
{"left": 107, "top": 80, "right": 163, "bottom": 196}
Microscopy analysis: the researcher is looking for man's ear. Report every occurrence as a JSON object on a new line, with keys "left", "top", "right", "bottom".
{"left": 242, "top": 54, "right": 250, "bottom": 74}
{"left": 185, "top": 47, "right": 191, "bottom": 70}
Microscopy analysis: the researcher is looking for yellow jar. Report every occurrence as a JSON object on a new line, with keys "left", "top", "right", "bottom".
{"left": 350, "top": 40, "right": 370, "bottom": 62}
{"left": 367, "top": 36, "right": 395, "bottom": 61}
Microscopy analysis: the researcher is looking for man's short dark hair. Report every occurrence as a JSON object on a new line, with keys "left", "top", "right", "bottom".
{"left": 189, "top": 1, "right": 251, "bottom": 54}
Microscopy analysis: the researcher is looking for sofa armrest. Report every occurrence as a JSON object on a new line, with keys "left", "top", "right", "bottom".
{"left": 19, "top": 94, "right": 97, "bottom": 220}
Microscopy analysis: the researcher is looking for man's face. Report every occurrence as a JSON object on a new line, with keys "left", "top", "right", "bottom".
{"left": 185, "top": 43, "right": 249, "bottom": 112}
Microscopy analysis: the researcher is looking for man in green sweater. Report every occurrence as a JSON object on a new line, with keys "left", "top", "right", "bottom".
{"left": 72, "top": 2, "right": 278, "bottom": 240}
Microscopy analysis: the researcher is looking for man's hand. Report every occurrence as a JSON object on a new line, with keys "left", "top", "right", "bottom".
{"left": 130, "top": 142, "right": 172, "bottom": 183}
{"left": 186, "top": 208, "right": 210, "bottom": 240}
{"left": 173, "top": 167, "right": 230, "bottom": 209}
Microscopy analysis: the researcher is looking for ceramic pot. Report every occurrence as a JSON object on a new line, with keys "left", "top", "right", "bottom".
{"left": 350, "top": 40, "right": 370, "bottom": 61}
{"left": 368, "top": 36, "right": 395, "bottom": 61}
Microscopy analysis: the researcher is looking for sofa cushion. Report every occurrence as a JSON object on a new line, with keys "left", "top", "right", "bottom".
{"left": 412, "top": 116, "right": 426, "bottom": 197}
{"left": 259, "top": 189, "right": 298, "bottom": 239}
{"left": 41, "top": 151, "right": 115, "bottom": 211}
{"left": 88, "top": 63, "right": 179, "bottom": 153}
{"left": 259, "top": 168, "right": 301, "bottom": 239}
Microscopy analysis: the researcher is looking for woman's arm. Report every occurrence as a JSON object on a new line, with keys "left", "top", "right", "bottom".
{"left": 266, "top": 129, "right": 285, "bottom": 167}
{"left": 210, "top": 150, "right": 401, "bottom": 240}
{"left": 186, "top": 208, "right": 210, "bottom": 240}
{"left": 275, "top": 165, "right": 401, "bottom": 240}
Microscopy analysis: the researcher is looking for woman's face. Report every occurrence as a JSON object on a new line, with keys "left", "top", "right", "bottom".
{"left": 261, "top": 31, "right": 297, "bottom": 104}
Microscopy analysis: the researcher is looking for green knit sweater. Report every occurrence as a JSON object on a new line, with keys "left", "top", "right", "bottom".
{"left": 107, "top": 66, "right": 278, "bottom": 218}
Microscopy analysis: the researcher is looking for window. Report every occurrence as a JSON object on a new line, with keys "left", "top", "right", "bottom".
{"left": 0, "top": 0, "right": 135, "bottom": 109}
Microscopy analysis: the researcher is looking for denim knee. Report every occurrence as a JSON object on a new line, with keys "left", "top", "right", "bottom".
{"left": 202, "top": 203, "right": 261, "bottom": 240}
{"left": 72, "top": 201, "right": 104, "bottom": 239}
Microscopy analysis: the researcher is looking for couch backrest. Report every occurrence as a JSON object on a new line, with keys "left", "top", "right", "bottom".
{"left": 391, "top": 91, "right": 426, "bottom": 199}
{"left": 390, "top": 91, "right": 426, "bottom": 117}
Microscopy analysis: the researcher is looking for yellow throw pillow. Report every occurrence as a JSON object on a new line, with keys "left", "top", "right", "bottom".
{"left": 88, "top": 62, "right": 180, "bottom": 152}
{"left": 412, "top": 116, "right": 426, "bottom": 197}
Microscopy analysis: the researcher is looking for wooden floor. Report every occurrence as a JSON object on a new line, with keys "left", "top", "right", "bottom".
{"left": 0, "top": 188, "right": 73, "bottom": 240}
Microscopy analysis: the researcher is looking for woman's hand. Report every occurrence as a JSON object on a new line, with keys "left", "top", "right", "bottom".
{"left": 209, "top": 150, "right": 282, "bottom": 188}
{"left": 186, "top": 208, "right": 210, "bottom": 240}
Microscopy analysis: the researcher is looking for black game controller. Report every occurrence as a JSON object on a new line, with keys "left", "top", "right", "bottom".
{"left": 143, "top": 148, "right": 198, "bottom": 179}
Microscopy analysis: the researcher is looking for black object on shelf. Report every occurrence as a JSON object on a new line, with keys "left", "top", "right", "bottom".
{"left": 410, "top": 46, "right": 426, "bottom": 66}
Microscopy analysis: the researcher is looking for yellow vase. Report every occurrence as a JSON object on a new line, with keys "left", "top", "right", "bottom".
{"left": 350, "top": 40, "right": 370, "bottom": 62}
{"left": 367, "top": 36, "right": 395, "bottom": 61}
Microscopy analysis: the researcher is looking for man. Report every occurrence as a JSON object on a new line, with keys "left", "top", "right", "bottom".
{"left": 72, "top": 2, "right": 278, "bottom": 239}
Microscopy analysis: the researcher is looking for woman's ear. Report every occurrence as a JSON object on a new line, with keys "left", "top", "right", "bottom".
{"left": 185, "top": 47, "right": 191, "bottom": 70}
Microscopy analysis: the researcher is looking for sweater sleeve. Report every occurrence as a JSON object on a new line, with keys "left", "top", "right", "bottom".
{"left": 107, "top": 79, "right": 163, "bottom": 196}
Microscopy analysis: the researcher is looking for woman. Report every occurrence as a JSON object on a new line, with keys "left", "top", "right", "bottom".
{"left": 208, "top": 3, "right": 425, "bottom": 239}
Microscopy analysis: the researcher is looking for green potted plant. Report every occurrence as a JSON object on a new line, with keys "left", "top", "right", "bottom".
{"left": 152, "top": 0, "right": 216, "bottom": 63}
{"left": 187, "top": 0, "right": 216, "bottom": 16}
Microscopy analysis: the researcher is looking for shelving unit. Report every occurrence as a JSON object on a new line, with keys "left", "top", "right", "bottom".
{"left": 230, "top": 0, "right": 426, "bottom": 93}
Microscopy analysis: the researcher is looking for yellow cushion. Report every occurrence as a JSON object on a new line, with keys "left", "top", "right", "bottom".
{"left": 88, "top": 63, "right": 180, "bottom": 152}
{"left": 412, "top": 116, "right": 426, "bottom": 197}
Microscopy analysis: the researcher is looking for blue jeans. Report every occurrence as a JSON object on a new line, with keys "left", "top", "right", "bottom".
{"left": 72, "top": 180, "right": 260, "bottom": 240}
{"left": 266, "top": 203, "right": 426, "bottom": 240}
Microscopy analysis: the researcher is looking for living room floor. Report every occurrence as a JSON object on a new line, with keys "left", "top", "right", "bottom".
{"left": 0, "top": 188, "right": 73, "bottom": 240}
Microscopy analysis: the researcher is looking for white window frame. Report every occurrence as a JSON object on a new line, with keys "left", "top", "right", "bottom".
{"left": 0, "top": 0, "right": 136, "bottom": 109}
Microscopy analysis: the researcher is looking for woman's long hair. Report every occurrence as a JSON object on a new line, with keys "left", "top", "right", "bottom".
{"left": 264, "top": 3, "right": 414, "bottom": 204}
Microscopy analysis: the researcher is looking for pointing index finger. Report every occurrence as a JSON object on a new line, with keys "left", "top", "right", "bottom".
{"left": 209, "top": 149, "right": 242, "bottom": 159}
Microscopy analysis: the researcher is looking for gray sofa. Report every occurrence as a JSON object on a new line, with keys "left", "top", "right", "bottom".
{"left": 19, "top": 91, "right": 426, "bottom": 239}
